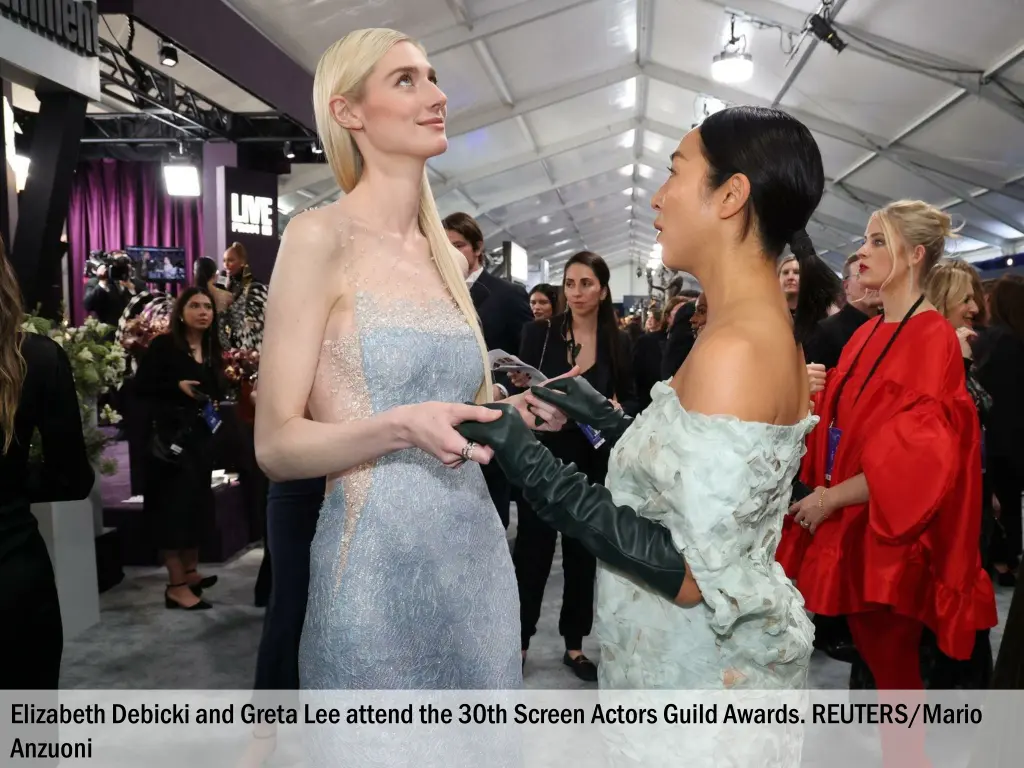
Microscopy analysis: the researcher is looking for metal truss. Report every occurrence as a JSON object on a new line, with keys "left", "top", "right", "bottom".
{"left": 71, "top": 39, "right": 320, "bottom": 153}
{"left": 97, "top": 38, "right": 233, "bottom": 137}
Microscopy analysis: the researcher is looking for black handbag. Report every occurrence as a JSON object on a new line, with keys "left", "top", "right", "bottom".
{"left": 148, "top": 408, "right": 196, "bottom": 465}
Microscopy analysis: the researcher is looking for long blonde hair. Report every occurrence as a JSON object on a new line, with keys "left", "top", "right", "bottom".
{"left": 875, "top": 200, "right": 960, "bottom": 294}
{"left": 0, "top": 235, "right": 27, "bottom": 454}
{"left": 313, "top": 28, "right": 492, "bottom": 402}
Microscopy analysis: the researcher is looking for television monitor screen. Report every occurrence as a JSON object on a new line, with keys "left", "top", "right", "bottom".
{"left": 124, "top": 247, "right": 187, "bottom": 283}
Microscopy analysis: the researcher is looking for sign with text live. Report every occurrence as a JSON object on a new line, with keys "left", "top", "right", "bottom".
{"left": 0, "top": 0, "right": 99, "bottom": 57}
{"left": 230, "top": 194, "right": 274, "bottom": 237}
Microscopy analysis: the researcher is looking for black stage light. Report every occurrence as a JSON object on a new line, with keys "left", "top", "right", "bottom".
{"left": 159, "top": 40, "right": 179, "bottom": 67}
{"left": 808, "top": 14, "right": 846, "bottom": 53}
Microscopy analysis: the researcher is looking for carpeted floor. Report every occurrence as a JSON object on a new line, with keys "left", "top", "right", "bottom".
{"left": 60, "top": 508, "right": 1015, "bottom": 690}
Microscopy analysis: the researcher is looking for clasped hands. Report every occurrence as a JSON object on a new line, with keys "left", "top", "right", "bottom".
{"left": 402, "top": 367, "right": 579, "bottom": 469}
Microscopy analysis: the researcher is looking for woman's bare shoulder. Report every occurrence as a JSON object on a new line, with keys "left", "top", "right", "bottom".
{"left": 673, "top": 315, "right": 804, "bottom": 424}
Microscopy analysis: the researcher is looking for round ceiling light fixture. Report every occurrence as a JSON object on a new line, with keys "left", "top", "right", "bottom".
{"left": 711, "top": 15, "right": 753, "bottom": 84}
{"left": 711, "top": 50, "right": 753, "bottom": 84}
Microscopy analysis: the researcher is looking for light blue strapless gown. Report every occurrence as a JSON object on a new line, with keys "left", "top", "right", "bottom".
{"left": 299, "top": 292, "right": 521, "bottom": 690}
{"left": 298, "top": 285, "right": 521, "bottom": 767}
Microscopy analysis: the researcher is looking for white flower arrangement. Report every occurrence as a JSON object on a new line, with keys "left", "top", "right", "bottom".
{"left": 23, "top": 312, "right": 127, "bottom": 475}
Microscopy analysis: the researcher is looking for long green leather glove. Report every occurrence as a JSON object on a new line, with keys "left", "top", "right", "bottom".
{"left": 458, "top": 404, "right": 686, "bottom": 602}
{"left": 529, "top": 377, "right": 634, "bottom": 447}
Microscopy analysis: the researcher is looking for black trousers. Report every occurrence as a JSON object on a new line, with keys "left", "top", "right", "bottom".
{"left": 0, "top": 526, "right": 63, "bottom": 688}
{"left": 989, "top": 456, "right": 1023, "bottom": 568}
{"left": 991, "top": 571, "right": 1024, "bottom": 689}
{"left": 512, "top": 434, "right": 606, "bottom": 652}
{"left": 252, "top": 477, "right": 324, "bottom": 691}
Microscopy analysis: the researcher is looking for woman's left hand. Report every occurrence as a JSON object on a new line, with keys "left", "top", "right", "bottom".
{"left": 956, "top": 326, "right": 977, "bottom": 360}
{"left": 505, "top": 367, "right": 579, "bottom": 432}
{"left": 789, "top": 486, "right": 835, "bottom": 534}
{"left": 806, "top": 363, "right": 827, "bottom": 395}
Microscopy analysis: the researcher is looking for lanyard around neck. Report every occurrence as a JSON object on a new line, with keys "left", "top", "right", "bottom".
{"left": 829, "top": 294, "right": 925, "bottom": 425}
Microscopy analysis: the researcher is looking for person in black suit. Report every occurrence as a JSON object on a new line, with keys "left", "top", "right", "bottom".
{"left": 660, "top": 298, "right": 698, "bottom": 379}
{"left": 633, "top": 297, "right": 683, "bottom": 410}
{"left": 511, "top": 251, "right": 638, "bottom": 681}
{"left": 975, "top": 275, "right": 1024, "bottom": 587}
{"left": 803, "top": 253, "right": 881, "bottom": 370}
{"left": 444, "top": 213, "right": 533, "bottom": 528}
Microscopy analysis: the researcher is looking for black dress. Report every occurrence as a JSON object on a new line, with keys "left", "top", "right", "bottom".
{"left": 975, "top": 324, "right": 1024, "bottom": 574}
{"left": 513, "top": 314, "right": 637, "bottom": 651}
{"left": 133, "top": 334, "right": 222, "bottom": 551}
{"left": 0, "top": 334, "right": 94, "bottom": 689}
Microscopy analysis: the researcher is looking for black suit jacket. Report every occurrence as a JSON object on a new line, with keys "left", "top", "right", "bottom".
{"left": 634, "top": 330, "right": 667, "bottom": 410}
{"left": 803, "top": 303, "right": 872, "bottom": 370}
{"left": 470, "top": 269, "right": 533, "bottom": 391}
{"left": 661, "top": 302, "right": 696, "bottom": 380}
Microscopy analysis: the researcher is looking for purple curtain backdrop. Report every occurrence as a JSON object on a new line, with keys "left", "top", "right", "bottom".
{"left": 67, "top": 159, "right": 204, "bottom": 324}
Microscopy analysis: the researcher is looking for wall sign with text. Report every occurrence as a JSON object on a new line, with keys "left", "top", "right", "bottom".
{"left": 0, "top": 0, "right": 100, "bottom": 57}
{"left": 218, "top": 166, "right": 279, "bottom": 284}
{"left": 230, "top": 193, "right": 274, "bottom": 237}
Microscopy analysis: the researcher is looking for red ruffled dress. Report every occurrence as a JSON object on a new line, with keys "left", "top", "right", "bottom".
{"left": 777, "top": 310, "right": 997, "bottom": 660}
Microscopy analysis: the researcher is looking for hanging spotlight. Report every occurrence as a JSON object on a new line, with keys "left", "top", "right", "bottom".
{"left": 312, "top": 144, "right": 323, "bottom": 155}
{"left": 284, "top": 141, "right": 295, "bottom": 160}
{"left": 163, "top": 142, "right": 199, "bottom": 197}
{"left": 711, "top": 51, "right": 753, "bottom": 83}
{"left": 711, "top": 15, "right": 753, "bottom": 84}
{"left": 808, "top": 14, "right": 846, "bottom": 53}
{"left": 159, "top": 39, "right": 179, "bottom": 67}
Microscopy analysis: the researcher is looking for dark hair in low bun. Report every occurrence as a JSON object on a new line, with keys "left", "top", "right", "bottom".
{"left": 699, "top": 105, "right": 840, "bottom": 343}
{"left": 790, "top": 230, "right": 841, "bottom": 343}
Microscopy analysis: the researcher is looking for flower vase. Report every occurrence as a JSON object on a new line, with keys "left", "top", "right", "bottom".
{"left": 30, "top": 497, "right": 101, "bottom": 641}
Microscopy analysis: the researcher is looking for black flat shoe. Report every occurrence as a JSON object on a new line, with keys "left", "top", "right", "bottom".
{"left": 563, "top": 652, "right": 598, "bottom": 682}
{"left": 165, "top": 585, "right": 212, "bottom": 611}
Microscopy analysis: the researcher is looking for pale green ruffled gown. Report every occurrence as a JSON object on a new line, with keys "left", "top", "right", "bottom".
{"left": 594, "top": 382, "right": 819, "bottom": 764}
{"left": 599, "top": 382, "right": 818, "bottom": 690}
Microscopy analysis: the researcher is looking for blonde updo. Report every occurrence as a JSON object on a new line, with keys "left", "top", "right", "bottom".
{"left": 876, "top": 200, "right": 961, "bottom": 289}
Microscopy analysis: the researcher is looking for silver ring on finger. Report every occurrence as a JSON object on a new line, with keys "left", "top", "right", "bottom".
{"left": 800, "top": 519, "right": 810, "bottom": 528}
{"left": 461, "top": 441, "right": 477, "bottom": 463}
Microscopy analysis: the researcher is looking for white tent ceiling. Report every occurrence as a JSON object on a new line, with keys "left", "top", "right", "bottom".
{"left": 249, "top": 0, "right": 1024, "bottom": 273}
{"left": 21, "top": 0, "right": 1023, "bottom": 274}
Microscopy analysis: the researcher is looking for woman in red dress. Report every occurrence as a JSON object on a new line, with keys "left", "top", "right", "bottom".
{"left": 779, "top": 199, "right": 997, "bottom": 677}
